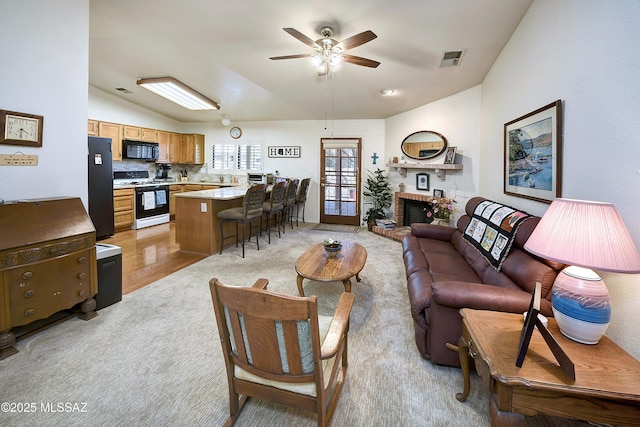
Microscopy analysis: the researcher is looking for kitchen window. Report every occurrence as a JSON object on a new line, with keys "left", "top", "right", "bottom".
{"left": 211, "top": 143, "right": 262, "bottom": 171}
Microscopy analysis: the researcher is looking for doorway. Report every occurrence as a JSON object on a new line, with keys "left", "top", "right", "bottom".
{"left": 319, "top": 138, "right": 361, "bottom": 225}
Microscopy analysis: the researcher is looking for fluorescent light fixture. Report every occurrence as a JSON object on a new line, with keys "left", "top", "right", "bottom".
{"left": 136, "top": 77, "right": 219, "bottom": 110}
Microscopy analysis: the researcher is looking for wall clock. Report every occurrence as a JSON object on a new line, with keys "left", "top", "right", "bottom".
{"left": 230, "top": 126, "right": 242, "bottom": 139}
{"left": 1, "top": 110, "right": 44, "bottom": 147}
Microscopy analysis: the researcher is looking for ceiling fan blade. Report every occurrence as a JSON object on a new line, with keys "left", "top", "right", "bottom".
{"left": 269, "top": 54, "right": 311, "bottom": 60}
{"left": 334, "top": 30, "right": 377, "bottom": 51}
{"left": 282, "top": 27, "right": 319, "bottom": 49}
{"left": 342, "top": 54, "right": 380, "bottom": 68}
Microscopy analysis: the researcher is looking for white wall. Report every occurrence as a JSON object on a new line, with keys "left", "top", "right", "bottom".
{"left": 481, "top": 0, "right": 640, "bottom": 357}
{"left": 182, "top": 119, "right": 386, "bottom": 224}
{"left": 385, "top": 86, "right": 482, "bottom": 222}
{"left": 0, "top": 0, "right": 89, "bottom": 205}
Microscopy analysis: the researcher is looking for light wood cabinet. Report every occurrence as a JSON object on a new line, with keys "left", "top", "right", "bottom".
{"left": 141, "top": 128, "right": 157, "bottom": 142}
{"left": 98, "top": 122, "right": 123, "bottom": 161}
{"left": 157, "top": 130, "right": 171, "bottom": 163}
{"left": 87, "top": 120, "right": 99, "bottom": 136}
{"left": 123, "top": 125, "right": 142, "bottom": 140}
{"left": 113, "top": 188, "right": 135, "bottom": 230}
{"left": 180, "top": 133, "right": 205, "bottom": 164}
{"left": 170, "top": 132, "right": 181, "bottom": 163}
{"left": 169, "top": 184, "right": 183, "bottom": 216}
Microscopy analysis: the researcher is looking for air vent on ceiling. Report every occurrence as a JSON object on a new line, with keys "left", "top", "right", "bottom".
{"left": 440, "top": 50, "right": 464, "bottom": 67}
{"left": 115, "top": 87, "right": 132, "bottom": 94}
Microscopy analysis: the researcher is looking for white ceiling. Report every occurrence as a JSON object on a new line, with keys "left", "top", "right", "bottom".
{"left": 89, "top": 0, "right": 533, "bottom": 123}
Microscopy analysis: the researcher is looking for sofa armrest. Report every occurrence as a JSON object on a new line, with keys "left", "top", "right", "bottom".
{"left": 411, "top": 223, "right": 456, "bottom": 241}
{"left": 431, "top": 281, "right": 552, "bottom": 316}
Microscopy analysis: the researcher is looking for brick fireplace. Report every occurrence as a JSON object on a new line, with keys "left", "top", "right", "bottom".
{"left": 372, "top": 192, "right": 438, "bottom": 241}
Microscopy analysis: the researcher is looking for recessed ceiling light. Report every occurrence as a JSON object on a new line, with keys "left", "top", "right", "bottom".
{"left": 380, "top": 89, "right": 394, "bottom": 95}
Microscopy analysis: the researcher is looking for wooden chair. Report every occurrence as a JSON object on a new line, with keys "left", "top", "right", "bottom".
{"left": 217, "top": 183, "right": 267, "bottom": 258}
{"left": 261, "top": 181, "right": 286, "bottom": 244}
{"left": 209, "top": 277, "right": 355, "bottom": 427}
{"left": 294, "top": 177, "right": 310, "bottom": 226}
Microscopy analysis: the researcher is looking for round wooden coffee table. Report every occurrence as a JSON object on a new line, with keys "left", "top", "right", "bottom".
{"left": 295, "top": 240, "right": 368, "bottom": 297}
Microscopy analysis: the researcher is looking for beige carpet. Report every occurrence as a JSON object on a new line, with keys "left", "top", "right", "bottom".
{"left": 1, "top": 223, "right": 589, "bottom": 426}
{"left": 312, "top": 223, "right": 361, "bottom": 233}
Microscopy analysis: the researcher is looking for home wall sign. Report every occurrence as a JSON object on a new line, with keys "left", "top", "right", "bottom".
{"left": 268, "top": 146, "right": 300, "bottom": 158}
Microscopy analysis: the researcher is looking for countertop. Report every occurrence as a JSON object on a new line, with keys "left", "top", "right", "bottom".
{"left": 173, "top": 187, "right": 247, "bottom": 200}
{"left": 113, "top": 181, "right": 240, "bottom": 190}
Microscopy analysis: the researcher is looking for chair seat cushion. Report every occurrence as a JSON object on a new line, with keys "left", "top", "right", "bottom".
{"left": 217, "top": 207, "right": 245, "bottom": 220}
{"left": 234, "top": 314, "right": 336, "bottom": 397}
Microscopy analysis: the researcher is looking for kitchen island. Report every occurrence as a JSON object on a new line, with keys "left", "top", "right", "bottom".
{"left": 174, "top": 187, "right": 248, "bottom": 255}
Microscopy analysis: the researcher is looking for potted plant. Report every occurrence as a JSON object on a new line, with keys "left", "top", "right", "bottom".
{"left": 362, "top": 168, "right": 393, "bottom": 230}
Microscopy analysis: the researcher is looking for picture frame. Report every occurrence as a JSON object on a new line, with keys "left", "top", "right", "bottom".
{"left": 0, "top": 110, "right": 44, "bottom": 147}
{"left": 416, "top": 173, "right": 430, "bottom": 191}
{"left": 433, "top": 189, "right": 443, "bottom": 198}
{"left": 504, "top": 100, "right": 562, "bottom": 203}
{"left": 516, "top": 282, "right": 575, "bottom": 380}
{"left": 267, "top": 146, "right": 300, "bottom": 158}
{"left": 444, "top": 146, "right": 457, "bottom": 164}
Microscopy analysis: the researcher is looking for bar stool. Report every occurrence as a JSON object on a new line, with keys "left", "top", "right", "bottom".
{"left": 262, "top": 181, "right": 286, "bottom": 244}
{"left": 283, "top": 179, "right": 299, "bottom": 231}
{"left": 294, "top": 178, "right": 310, "bottom": 226}
{"left": 217, "top": 183, "right": 267, "bottom": 258}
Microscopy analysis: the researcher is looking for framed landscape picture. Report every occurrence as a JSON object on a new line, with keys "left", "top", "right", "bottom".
{"left": 504, "top": 100, "right": 562, "bottom": 203}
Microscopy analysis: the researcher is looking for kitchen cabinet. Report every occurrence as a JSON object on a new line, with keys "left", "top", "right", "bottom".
{"left": 87, "top": 120, "right": 99, "bottom": 136}
{"left": 123, "top": 125, "right": 142, "bottom": 140}
{"left": 157, "top": 130, "right": 171, "bottom": 163}
{"left": 141, "top": 128, "right": 157, "bottom": 142}
{"left": 113, "top": 188, "right": 134, "bottom": 230}
{"left": 169, "top": 184, "right": 183, "bottom": 216}
{"left": 98, "top": 122, "right": 123, "bottom": 161}
{"left": 179, "top": 133, "right": 205, "bottom": 164}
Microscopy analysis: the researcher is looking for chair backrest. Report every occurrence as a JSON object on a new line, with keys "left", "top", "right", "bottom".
{"left": 210, "top": 278, "right": 321, "bottom": 384}
{"left": 285, "top": 179, "right": 298, "bottom": 206}
{"left": 244, "top": 183, "right": 267, "bottom": 217}
{"left": 268, "top": 181, "right": 287, "bottom": 209}
{"left": 296, "top": 178, "right": 310, "bottom": 202}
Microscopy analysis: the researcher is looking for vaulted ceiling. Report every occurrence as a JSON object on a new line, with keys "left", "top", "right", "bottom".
{"left": 89, "top": 0, "right": 532, "bottom": 123}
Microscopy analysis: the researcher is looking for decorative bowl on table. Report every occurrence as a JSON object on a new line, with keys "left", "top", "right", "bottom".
{"left": 323, "top": 239, "right": 342, "bottom": 257}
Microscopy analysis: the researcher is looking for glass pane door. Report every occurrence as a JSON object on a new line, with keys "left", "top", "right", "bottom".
{"left": 320, "top": 138, "right": 361, "bottom": 225}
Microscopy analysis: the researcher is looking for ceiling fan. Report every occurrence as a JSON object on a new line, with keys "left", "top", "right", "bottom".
{"left": 270, "top": 26, "right": 380, "bottom": 75}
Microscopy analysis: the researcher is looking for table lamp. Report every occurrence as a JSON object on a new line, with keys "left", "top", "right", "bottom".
{"left": 524, "top": 198, "right": 640, "bottom": 344}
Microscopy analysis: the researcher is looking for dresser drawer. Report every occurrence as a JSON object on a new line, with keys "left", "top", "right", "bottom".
{"left": 5, "top": 251, "right": 93, "bottom": 327}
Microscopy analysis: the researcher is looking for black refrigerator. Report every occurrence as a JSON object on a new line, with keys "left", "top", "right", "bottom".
{"left": 88, "top": 136, "right": 115, "bottom": 239}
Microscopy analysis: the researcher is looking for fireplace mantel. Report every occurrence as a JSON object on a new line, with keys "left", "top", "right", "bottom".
{"left": 386, "top": 162, "right": 462, "bottom": 179}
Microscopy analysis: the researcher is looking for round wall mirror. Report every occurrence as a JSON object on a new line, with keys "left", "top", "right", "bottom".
{"left": 401, "top": 130, "right": 448, "bottom": 160}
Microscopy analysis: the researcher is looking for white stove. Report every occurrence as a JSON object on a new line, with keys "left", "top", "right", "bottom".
{"left": 113, "top": 171, "right": 171, "bottom": 229}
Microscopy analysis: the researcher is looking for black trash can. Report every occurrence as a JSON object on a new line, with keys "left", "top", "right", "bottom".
{"left": 95, "top": 243, "right": 122, "bottom": 310}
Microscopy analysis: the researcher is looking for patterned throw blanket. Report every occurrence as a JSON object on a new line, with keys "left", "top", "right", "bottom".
{"left": 463, "top": 200, "right": 532, "bottom": 270}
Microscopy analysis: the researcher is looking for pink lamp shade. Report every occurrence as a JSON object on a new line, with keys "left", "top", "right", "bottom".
{"left": 524, "top": 198, "right": 640, "bottom": 344}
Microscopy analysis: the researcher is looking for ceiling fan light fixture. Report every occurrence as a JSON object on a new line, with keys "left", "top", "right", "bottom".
{"left": 328, "top": 53, "right": 343, "bottom": 67}
{"left": 309, "top": 54, "right": 323, "bottom": 67}
{"left": 136, "top": 77, "right": 220, "bottom": 110}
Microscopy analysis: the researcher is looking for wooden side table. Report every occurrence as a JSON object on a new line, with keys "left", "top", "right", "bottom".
{"left": 456, "top": 309, "right": 640, "bottom": 427}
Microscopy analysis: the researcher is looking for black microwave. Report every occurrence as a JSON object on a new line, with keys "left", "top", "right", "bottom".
{"left": 123, "top": 140, "right": 159, "bottom": 161}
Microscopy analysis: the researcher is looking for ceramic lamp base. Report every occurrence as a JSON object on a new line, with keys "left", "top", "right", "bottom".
{"left": 551, "top": 266, "right": 611, "bottom": 344}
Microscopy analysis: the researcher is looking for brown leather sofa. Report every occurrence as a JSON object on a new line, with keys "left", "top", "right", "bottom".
{"left": 403, "top": 196, "right": 564, "bottom": 367}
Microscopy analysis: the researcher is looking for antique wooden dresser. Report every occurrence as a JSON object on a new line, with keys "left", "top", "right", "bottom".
{"left": 0, "top": 197, "right": 98, "bottom": 359}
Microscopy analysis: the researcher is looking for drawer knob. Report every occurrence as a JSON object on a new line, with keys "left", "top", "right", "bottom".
{"left": 22, "top": 271, "right": 33, "bottom": 280}
{"left": 78, "top": 272, "right": 86, "bottom": 279}
{"left": 24, "top": 308, "right": 35, "bottom": 317}
{"left": 78, "top": 256, "right": 87, "bottom": 264}
{"left": 24, "top": 289, "right": 35, "bottom": 298}
{"left": 78, "top": 289, "right": 86, "bottom": 297}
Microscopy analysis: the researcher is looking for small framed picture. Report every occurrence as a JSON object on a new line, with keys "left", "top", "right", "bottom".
{"left": 433, "top": 189, "right": 444, "bottom": 198}
{"left": 444, "top": 146, "right": 457, "bottom": 164}
{"left": 416, "top": 173, "right": 430, "bottom": 191}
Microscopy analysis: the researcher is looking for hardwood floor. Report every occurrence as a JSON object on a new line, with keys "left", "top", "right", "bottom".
{"left": 101, "top": 221, "right": 206, "bottom": 295}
